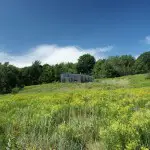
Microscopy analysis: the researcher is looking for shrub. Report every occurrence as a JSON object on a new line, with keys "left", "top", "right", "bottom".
{"left": 11, "top": 87, "right": 20, "bottom": 94}
{"left": 145, "top": 73, "right": 150, "bottom": 79}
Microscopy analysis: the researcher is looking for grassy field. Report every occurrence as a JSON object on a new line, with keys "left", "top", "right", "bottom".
{"left": 0, "top": 74, "right": 150, "bottom": 150}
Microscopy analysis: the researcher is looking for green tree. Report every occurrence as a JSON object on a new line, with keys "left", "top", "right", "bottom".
{"left": 21, "top": 67, "right": 32, "bottom": 86}
{"left": 134, "top": 51, "right": 150, "bottom": 74}
{"left": 100, "top": 60, "right": 119, "bottom": 78}
{"left": 119, "top": 55, "right": 135, "bottom": 75}
{"left": 107, "top": 55, "right": 135, "bottom": 76}
{"left": 54, "top": 63, "right": 66, "bottom": 81}
{"left": 0, "top": 62, "right": 21, "bottom": 93}
{"left": 21, "top": 61, "right": 43, "bottom": 86}
{"left": 30, "top": 60, "right": 43, "bottom": 85}
{"left": 76, "top": 54, "right": 96, "bottom": 75}
{"left": 65, "top": 63, "right": 77, "bottom": 74}
{"left": 53, "top": 63, "right": 77, "bottom": 81}
{"left": 39, "top": 64, "right": 55, "bottom": 83}
{"left": 93, "top": 59, "right": 105, "bottom": 78}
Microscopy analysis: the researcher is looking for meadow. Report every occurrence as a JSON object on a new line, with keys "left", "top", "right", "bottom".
{"left": 0, "top": 74, "right": 150, "bottom": 150}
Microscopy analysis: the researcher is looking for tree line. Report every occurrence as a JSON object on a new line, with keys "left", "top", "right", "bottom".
{"left": 0, "top": 51, "right": 150, "bottom": 94}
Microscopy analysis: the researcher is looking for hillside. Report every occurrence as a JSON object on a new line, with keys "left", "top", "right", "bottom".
{"left": 0, "top": 74, "right": 150, "bottom": 149}
{"left": 17, "top": 74, "right": 150, "bottom": 94}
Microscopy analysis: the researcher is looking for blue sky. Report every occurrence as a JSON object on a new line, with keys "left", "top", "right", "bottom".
{"left": 0, "top": 0, "right": 150, "bottom": 67}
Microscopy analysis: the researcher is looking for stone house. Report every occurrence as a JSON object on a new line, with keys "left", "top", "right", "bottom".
{"left": 61, "top": 73, "right": 93, "bottom": 83}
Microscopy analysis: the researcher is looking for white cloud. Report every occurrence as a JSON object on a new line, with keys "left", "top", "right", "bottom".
{"left": 143, "top": 36, "right": 150, "bottom": 44}
{"left": 0, "top": 44, "right": 113, "bottom": 68}
{"left": 94, "top": 46, "right": 114, "bottom": 52}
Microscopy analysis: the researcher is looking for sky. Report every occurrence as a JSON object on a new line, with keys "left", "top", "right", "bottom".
{"left": 0, "top": 0, "right": 150, "bottom": 67}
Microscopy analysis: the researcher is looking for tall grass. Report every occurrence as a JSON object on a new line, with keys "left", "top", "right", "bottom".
{"left": 0, "top": 87, "right": 150, "bottom": 149}
{"left": 0, "top": 74, "right": 150, "bottom": 149}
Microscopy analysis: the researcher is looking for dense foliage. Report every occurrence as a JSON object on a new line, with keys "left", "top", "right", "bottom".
{"left": 0, "top": 74, "right": 150, "bottom": 149}
{"left": 76, "top": 54, "right": 96, "bottom": 75}
{"left": 0, "top": 62, "right": 22, "bottom": 94}
{"left": 134, "top": 51, "right": 150, "bottom": 74}
{"left": 0, "top": 51, "right": 150, "bottom": 93}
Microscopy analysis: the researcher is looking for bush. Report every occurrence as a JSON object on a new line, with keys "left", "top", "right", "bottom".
{"left": 145, "top": 73, "right": 150, "bottom": 79}
{"left": 11, "top": 87, "right": 20, "bottom": 94}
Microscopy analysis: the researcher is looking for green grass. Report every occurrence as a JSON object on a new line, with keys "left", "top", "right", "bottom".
{"left": 0, "top": 74, "right": 150, "bottom": 150}
{"left": 19, "top": 74, "right": 150, "bottom": 94}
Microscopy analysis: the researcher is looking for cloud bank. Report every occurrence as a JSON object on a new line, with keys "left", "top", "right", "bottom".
{"left": 0, "top": 45, "right": 113, "bottom": 68}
